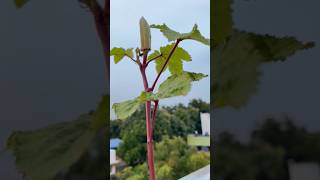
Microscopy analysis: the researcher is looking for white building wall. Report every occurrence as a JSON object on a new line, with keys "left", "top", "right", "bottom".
{"left": 289, "top": 161, "right": 320, "bottom": 180}
{"left": 110, "top": 149, "right": 118, "bottom": 176}
{"left": 110, "top": 149, "right": 117, "bottom": 164}
{"left": 200, "top": 113, "right": 210, "bottom": 136}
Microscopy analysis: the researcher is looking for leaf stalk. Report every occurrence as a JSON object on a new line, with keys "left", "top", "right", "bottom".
{"left": 151, "top": 39, "right": 181, "bottom": 91}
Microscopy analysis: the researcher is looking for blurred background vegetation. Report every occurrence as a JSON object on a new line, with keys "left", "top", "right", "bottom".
{"left": 213, "top": 115, "right": 320, "bottom": 180}
{"left": 111, "top": 98, "right": 320, "bottom": 180}
{"left": 110, "top": 99, "right": 210, "bottom": 179}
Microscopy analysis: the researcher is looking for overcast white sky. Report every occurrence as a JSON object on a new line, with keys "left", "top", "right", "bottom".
{"left": 110, "top": 0, "right": 210, "bottom": 119}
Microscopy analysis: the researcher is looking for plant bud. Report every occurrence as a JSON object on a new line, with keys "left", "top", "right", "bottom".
{"left": 139, "top": 17, "right": 151, "bottom": 51}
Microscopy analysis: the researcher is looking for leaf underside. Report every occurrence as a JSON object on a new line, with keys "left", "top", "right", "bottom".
{"left": 6, "top": 115, "right": 95, "bottom": 180}
{"left": 113, "top": 72, "right": 207, "bottom": 120}
{"left": 112, "top": 98, "right": 141, "bottom": 120}
{"left": 150, "top": 24, "right": 210, "bottom": 46}
{"left": 157, "top": 72, "right": 207, "bottom": 99}
{"left": 6, "top": 96, "right": 108, "bottom": 180}
{"left": 212, "top": 30, "right": 314, "bottom": 108}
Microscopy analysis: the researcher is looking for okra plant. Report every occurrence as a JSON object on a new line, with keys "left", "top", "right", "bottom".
{"left": 111, "top": 17, "right": 209, "bottom": 179}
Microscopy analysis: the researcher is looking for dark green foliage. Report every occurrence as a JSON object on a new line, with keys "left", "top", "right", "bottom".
{"left": 213, "top": 117, "right": 320, "bottom": 180}
{"left": 214, "top": 141, "right": 285, "bottom": 180}
{"left": 110, "top": 120, "right": 123, "bottom": 138}
{"left": 251, "top": 117, "right": 320, "bottom": 162}
{"left": 188, "top": 99, "right": 210, "bottom": 112}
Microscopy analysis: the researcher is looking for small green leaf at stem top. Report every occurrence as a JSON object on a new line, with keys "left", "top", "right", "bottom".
{"left": 14, "top": 0, "right": 30, "bottom": 8}
{"left": 125, "top": 48, "right": 134, "bottom": 59}
{"left": 150, "top": 24, "right": 210, "bottom": 46}
{"left": 152, "top": 44, "right": 191, "bottom": 74}
{"left": 110, "top": 47, "right": 134, "bottom": 64}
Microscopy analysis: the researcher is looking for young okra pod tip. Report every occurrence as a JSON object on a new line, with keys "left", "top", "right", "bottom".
{"left": 139, "top": 16, "right": 151, "bottom": 51}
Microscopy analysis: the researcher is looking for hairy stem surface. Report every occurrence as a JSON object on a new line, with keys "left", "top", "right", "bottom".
{"left": 139, "top": 51, "right": 156, "bottom": 180}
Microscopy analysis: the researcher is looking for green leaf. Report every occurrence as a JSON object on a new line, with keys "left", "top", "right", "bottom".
{"left": 138, "top": 91, "right": 158, "bottom": 102}
{"left": 90, "top": 95, "right": 109, "bottom": 130}
{"left": 125, "top": 48, "right": 134, "bottom": 59}
{"left": 110, "top": 47, "right": 125, "bottom": 64}
{"left": 187, "top": 72, "right": 209, "bottom": 81}
{"left": 14, "top": 0, "right": 30, "bottom": 8}
{"left": 154, "top": 53, "right": 167, "bottom": 73}
{"left": 113, "top": 92, "right": 157, "bottom": 120}
{"left": 150, "top": 24, "right": 210, "bottom": 45}
{"left": 112, "top": 98, "right": 141, "bottom": 120}
{"left": 155, "top": 44, "right": 191, "bottom": 74}
{"left": 213, "top": 0, "right": 233, "bottom": 46}
{"left": 157, "top": 71, "right": 207, "bottom": 99}
{"left": 148, "top": 50, "right": 161, "bottom": 61}
{"left": 249, "top": 32, "right": 315, "bottom": 62}
{"left": 213, "top": 30, "right": 314, "bottom": 108}
{"left": 6, "top": 114, "right": 96, "bottom": 180}
{"left": 110, "top": 47, "right": 134, "bottom": 64}
{"left": 113, "top": 72, "right": 207, "bottom": 120}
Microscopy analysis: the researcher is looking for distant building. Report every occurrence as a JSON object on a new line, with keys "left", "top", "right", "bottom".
{"left": 187, "top": 113, "right": 210, "bottom": 148}
{"left": 110, "top": 149, "right": 120, "bottom": 176}
{"left": 200, "top": 113, "right": 210, "bottom": 135}
{"left": 110, "top": 138, "right": 122, "bottom": 149}
{"left": 110, "top": 138, "right": 125, "bottom": 178}
{"left": 289, "top": 161, "right": 320, "bottom": 180}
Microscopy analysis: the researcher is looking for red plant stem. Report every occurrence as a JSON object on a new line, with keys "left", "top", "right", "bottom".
{"left": 145, "top": 101, "right": 155, "bottom": 180}
{"left": 140, "top": 39, "right": 181, "bottom": 179}
{"left": 139, "top": 53, "right": 149, "bottom": 90}
{"left": 139, "top": 51, "right": 156, "bottom": 180}
{"left": 151, "top": 39, "right": 181, "bottom": 91}
{"left": 151, "top": 100, "right": 159, "bottom": 137}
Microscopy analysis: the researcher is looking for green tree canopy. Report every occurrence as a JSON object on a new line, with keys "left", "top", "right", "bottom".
{"left": 115, "top": 99, "right": 209, "bottom": 166}
{"left": 116, "top": 136, "right": 209, "bottom": 180}
{"left": 213, "top": 116, "right": 320, "bottom": 180}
